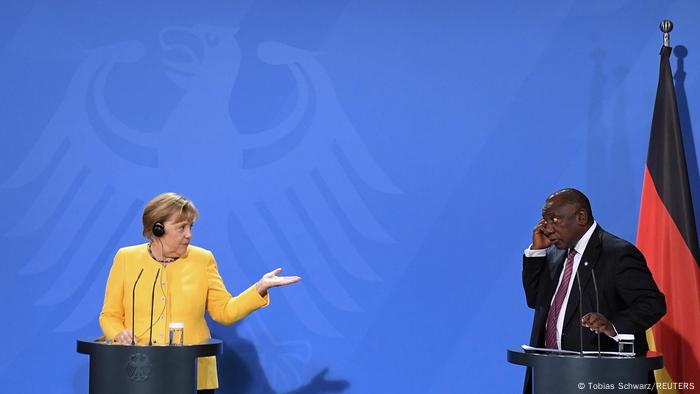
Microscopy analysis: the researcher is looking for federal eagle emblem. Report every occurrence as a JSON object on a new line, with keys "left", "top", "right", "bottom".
{"left": 125, "top": 352, "right": 151, "bottom": 382}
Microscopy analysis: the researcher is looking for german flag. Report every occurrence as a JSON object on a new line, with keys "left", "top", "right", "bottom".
{"left": 636, "top": 44, "right": 700, "bottom": 393}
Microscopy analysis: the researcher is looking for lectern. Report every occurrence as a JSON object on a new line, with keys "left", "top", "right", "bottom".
{"left": 507, "top": 349, "right": 663, "bottom": 394}
{"left": 77, "top": 338, "right": 223, "bottom": 394}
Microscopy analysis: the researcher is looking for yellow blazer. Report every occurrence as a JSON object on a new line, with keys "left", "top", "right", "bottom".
{"left": 99, "top": 243, "right": 269, "bottom": 390}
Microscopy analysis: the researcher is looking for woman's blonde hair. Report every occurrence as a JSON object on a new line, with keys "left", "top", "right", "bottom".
{"left": 142, "top": 192, "right": 199, "bottom": 239}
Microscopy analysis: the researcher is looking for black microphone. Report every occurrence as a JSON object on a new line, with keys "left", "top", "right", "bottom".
{"left": 591, "top": 268, "right": 601, "bottom": 356}
{"left": 149, "top": 269, "right": 161, "bottom": 346}
{"left": 131, "top": 268, "right": 144, "bottom": 345}
{"left": 575, "top": 267, "right": 583, "bottom": 355}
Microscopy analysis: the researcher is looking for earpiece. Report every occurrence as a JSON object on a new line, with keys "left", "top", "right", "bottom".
{"left": 153, "top": 222, "right": 165, "bottom": 237}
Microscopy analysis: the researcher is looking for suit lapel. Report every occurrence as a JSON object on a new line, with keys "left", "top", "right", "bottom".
{"left": 562, "top": 226, "right": 603, "bottom": 331}
{"left": 545, "top": 247, "right": 566, "bottom": 303}
{"left": 546, "top": 246, "right": 566, "bottom": 281}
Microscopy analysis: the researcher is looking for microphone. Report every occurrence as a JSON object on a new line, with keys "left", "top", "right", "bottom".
{"left": 575, "top": 267, "right": 583, "bottom": 355}
{"left": 149, "top": 269, "right": 161, "bottom": 346}
{"left": 131, "top": 268, "right": 145, "bottom": 345}
{"left": 591, "top": 268, "right": 601, "bottom": 356}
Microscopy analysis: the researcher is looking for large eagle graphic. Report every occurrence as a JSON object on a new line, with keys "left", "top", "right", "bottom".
{"left": 2, "top": 25, "right": 400, "bottom": 382}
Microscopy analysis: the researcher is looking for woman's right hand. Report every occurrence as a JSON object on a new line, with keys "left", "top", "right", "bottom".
{"left": 113, "top": 328, "right": 134, "bottom": 344}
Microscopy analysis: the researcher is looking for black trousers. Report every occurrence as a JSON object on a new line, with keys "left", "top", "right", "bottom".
{"left": 197, "top": 390, "right": 215, "bottom": 394}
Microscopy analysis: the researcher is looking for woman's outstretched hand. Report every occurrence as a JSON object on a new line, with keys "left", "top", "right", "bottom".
{"left": 256, "top": 268, "right": 301, "bottom": 296}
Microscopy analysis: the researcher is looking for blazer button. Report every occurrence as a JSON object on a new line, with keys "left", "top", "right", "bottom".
{"left": 161, "top": 296, "right": 166, "bottom": 301}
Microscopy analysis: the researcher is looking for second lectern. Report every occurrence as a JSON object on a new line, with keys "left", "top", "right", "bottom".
{"left": 507, "top": 349, "right": 663, "bottom": 394}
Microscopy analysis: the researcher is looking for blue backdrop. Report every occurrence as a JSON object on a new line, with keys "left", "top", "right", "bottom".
{"left": 2, "top": 1, "right": 700, "bottom": 393}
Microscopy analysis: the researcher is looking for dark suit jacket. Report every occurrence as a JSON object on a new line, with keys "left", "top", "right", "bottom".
{"left": 521, "top": 225, "right": 666, "bottom": 393}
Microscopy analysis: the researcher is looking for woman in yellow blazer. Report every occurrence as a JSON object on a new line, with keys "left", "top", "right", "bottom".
{"left": 99, "top": 193, "right": 300, "bottom": 394}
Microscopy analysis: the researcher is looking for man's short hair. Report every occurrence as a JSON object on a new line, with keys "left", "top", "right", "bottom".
{"left": 548, "top": 188, "right": 594, "bottom": 223}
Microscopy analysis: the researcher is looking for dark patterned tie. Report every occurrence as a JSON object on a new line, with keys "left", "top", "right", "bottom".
{"left": 545, "top": 248, "right": 577, "bottom": 349}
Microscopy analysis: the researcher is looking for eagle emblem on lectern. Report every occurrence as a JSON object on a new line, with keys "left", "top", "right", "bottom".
{"left": 126, "top": 352, "right": 151, "bottom": 382}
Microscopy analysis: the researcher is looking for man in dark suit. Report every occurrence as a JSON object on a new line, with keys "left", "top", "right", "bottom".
{"left": 522, "top": 188, "right": 666, "bottom": 393}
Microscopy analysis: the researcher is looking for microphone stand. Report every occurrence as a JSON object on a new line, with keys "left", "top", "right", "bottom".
{"left": 149, "top": 269, "right": 161, "bottom": 346}
{"left": 131, "top": 269, "right": 144, "bottom": 345}
{"left": 591, "top": 268, "right": 601, "bottom": 357}
{"left": 575, "top": 268, "right": 583, "bottom": 355}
